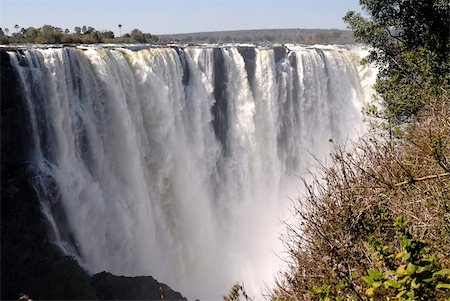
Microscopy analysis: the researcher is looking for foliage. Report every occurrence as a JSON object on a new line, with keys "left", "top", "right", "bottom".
{"left": 0, "top": 24, "right": 159, "bottom": 44}
{"left": 362, "top": 217, "right": 450, "bottom": 300}
{"left": 224, "top": 283, "right": 253, "bottom": 301}
{"left": 130, "top": 28, "right": 154, "bottom": 43}
{"left": 270, "top": 96, "right": 450, "bottom": 300}
{"left": 343, "top": 0, "right": 450, "bottom": 125}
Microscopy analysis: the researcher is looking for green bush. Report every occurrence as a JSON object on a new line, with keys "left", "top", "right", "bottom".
{"left": 344, "top": 0, "right": 449, "bottom": 125}
{"left": 362, "top": 217, "right": 450, "bottom": 300}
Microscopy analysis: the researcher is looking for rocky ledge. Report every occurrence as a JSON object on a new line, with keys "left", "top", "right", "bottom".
{"left": 91, "top": 272, "right": 187, "bottom": 301}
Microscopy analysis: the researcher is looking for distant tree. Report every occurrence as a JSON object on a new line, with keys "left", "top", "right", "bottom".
{"left": 331, "top": 30, "right": 342, "bottom": 39}
{"left": 24, "top": 27, "right": 40, "bottom": 42}
{"left": 314, "top": 32, "right": 329, "bottom": 43}
{"left": 131, "top": 28, "right": 146, "bottom": 43}
{"left": 241, "top": 35, "right": 251, "bottom": 43}
{"left": 85, "top": 26, "right": 95, "bottom": 34}
{"left": 14, "top": 24, "right": 19, "bottom": 33}
{"left": 40, "top": 24, "right": 63, "bottom": 44}
{"left": 223, "top": 35, "right": 232, "bottom": 43}
{"left": 60, "top": 35, "right": 74, "bottom": 44}
{"left": 118, "top": 24, "right": 122, "bottom": 36}
{"left": 0, "top": 23, "right": 159, "bottom": 45}
{"left": 99, "top": 30, "right": 114, "bottom": 39}
{"left": 262, "top": 34, "right": 274, "bottom": 42}
{"left": 295, "top": 35, "right": 305, "bottom": 43}
{"left": 88, "top": 31, "right": 101, "bottom": 43}
{"left": 0, "top": 35, "right": 9, "bottom": 44}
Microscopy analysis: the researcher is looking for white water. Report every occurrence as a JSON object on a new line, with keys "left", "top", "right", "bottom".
{"left": 8, "top": 45, "right": 375, "bottom": 300}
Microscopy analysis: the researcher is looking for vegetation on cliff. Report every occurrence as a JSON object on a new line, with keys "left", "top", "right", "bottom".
{"left": 265, "top": 1, "right": 450, "bottom": 300}
{"left": 269, "top": 100, "right": 449, "bottom": 301}
{"left": 0, "top": 24, "right": 159, "bottom": 44}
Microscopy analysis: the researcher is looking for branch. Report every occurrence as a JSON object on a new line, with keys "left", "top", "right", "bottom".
{"left": 385, "top": 26, "right": 406, "bottom": 45}
{"left": 395, "top": 172, "right": 450, "bottom": 186}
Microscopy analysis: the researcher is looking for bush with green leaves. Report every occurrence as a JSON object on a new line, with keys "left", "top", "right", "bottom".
{"left": 344, "top": 0, "right": 449, "bottom": 125}
{"left": 0, "top": 24, "right": 159, "bottom": 44}
{"left": 362, "top": 217, "right": 449, "bottom": 300}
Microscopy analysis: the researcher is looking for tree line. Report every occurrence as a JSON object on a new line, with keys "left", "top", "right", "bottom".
{"left": 159, "top": 28, "right": 355, "bottom": 45}
{"left": 0, "top": 24, "right": 159, "bottom": 45}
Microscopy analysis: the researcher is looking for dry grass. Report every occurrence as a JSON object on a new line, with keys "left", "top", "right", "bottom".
{"left": 271, "top": 93, "right": 450, "bottom": 300}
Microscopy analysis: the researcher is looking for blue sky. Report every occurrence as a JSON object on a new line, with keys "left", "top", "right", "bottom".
{"left": 1, "top": 0, "right": 362, "bottom": 35}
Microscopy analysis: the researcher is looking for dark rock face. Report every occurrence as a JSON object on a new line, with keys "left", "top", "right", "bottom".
{"left": 1, "top": 50, "right": 66, "bottom": 300}
{"left": 91, "top": 272, "right": 187, "bottom": 301}
{"left": 1, "top": 49, "right": 187, "bottom": 300}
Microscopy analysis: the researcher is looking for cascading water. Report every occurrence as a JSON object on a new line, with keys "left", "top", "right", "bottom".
{"left": 7, "top": 44, "right": 375, "bottom": 299}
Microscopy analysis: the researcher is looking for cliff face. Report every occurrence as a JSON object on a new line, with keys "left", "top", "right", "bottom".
{"left": 0, "top": 49, "right": 186, "bottom": 300}
{"left": 1, "top": 50, "right": 66, "bottom": 299}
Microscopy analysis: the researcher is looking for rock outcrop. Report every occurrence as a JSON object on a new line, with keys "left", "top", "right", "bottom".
{"left": 91, "top": 272, "right": 187, "bottom": 301}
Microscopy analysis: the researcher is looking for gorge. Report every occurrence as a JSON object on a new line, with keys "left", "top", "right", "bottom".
{"left": 1, "top": 44, "right": 375, "bottom": 300}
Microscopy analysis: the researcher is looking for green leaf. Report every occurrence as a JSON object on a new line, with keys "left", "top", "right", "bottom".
{"left": 394, "top": 216, "right": 407, "bottom": 227}
{"left": 396, "top": 290, "right": 407, "bottom": 299}
{"left": 436, "top": 283, "right": 450, "bottom": 289}
{"left": 397, "top": 265, "right": 407, "bottom": 275}
{"left": 373, "top": 281, "right": 383, "bottom": 288}
{"left": 399, "top": 276, "right": 410, "bottom": 284}
{"left": 362, "top": 275, "right": 374, "bottom": 285}
{"left": 384, "top": 279, "right": 401, "bottom": 289}
{"left": 418, "top": 257, "right": 434, "bottom": 266}
{"left": 396, "top": 251, "right": 407, "bottom": 259}
{"left": 411, "top": 278, "right": 420, "bottom": 289}
{"left": 368, "top": 269, "right": 383, "bottom": 280}
{"left": 406, "top": 263, "right": 417, "bottom": 275}
{"left": 434, "top": 269, "right": 450, "bottom": 277}
{"left": 416, "top": 265, "right": 431, "bottom": 274}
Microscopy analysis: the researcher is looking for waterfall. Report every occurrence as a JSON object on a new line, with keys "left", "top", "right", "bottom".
{"left": 7, "top": 44, "right": 375, "bottom": 299}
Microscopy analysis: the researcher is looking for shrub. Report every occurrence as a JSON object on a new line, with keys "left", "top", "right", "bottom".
{"left": 271, "top": 96, "right": 450, "bottom": 300}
